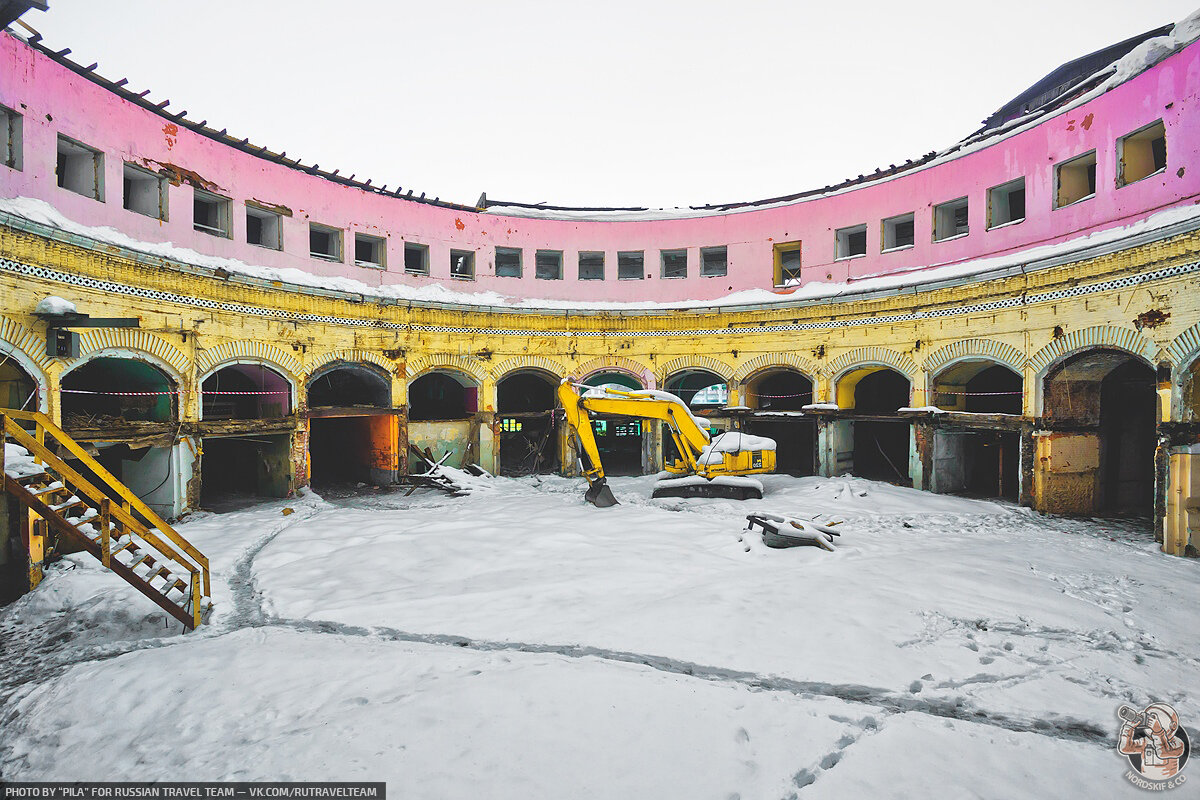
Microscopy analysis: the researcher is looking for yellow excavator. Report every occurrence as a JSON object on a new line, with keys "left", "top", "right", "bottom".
{"left": 557, "top": 380, "right": 777, "bottom": 506}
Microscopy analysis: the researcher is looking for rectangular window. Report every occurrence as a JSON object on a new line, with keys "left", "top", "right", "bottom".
{"left": 1, "top": 105, "right": 22, "bottom": 170}
{"left": 987, "top": 178, "right": 1025, "bottom": 229}
{"left": 835, "top": 224, "right": 867, "bottom": 259}
{"left": 700, "top": 246, "right": 727, "bottom": 277}
{"left": 617, "top": 250, "right": 644, "bottom": 280}
{"left": 495, "top": 247, "right": 522, "bottom": 277}
{"left": 661, "top": 249, "right": 687, "bottom": 279}
{"left": 404, "top": 242, "right": 429, "bottom": 275}
{"left": 1118, "top": 120, "right": 1167, "bottom": 186}
{"left": 881, "top": 213, "right": 914, "bottom": 251}
{"left": 354, "top": 233, "right": 386, "bottom": 268}
{"left": 933, "top": 197, "right": 969, "bottom": 241}
{"left": 309, "top": 222, "right": 343, "bottom": 261}
{"left": 578, "top": 251, "right": 605, "bottom": 280}
{"left": 122, "top": 163, "right": 167, "bottom": 220}
{"left": 450, "top": 249, "right": 475, "bottom": 280}
{"left": 246, "top": 204, "right": 282, "bottom": 250}
{"left": 773, "top": 241, "right": 802, "bottom": 285}
{"left": 193, "top": 188, "right": 231, "bottom": 237}
{"left": 56, "top": 134, "right": 104, "bottom": 200}
{"left": 535, "top": 250, "right": 563, "bottom": 280}
{"left": 1055, "top": 150, "right": 1097, "bottom": 208}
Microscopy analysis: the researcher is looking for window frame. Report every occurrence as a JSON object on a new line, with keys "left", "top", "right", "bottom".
{"left": 986, "top": 178, "right": 1026, "bottom": 230}
{"left": 122, "top": 162, "right": 168, "bottom": 221}
{"left": 881, "top": 213, "right": 915, "bottom": 252}
{"left": 835, "top": 224, "right": 868, "bottom": 260}
{"left": 773, "top": 241, "right": 802, "bottom": 286}
{"left": 403, "top": 242, "right": 430, "bottom": 275}
{"left": 450, "top": 249, "right": 476, "bottom": 280}
{"left": 495, "top": 246, "right": 523, "bottom": 278}
{"left": 245, "top": 202, "right": 284, "bottom": 250}
{"left": 193, "top": 188, "right": 232, "bottom": 238}
{"left": 1117, "top": 120, "right": 1167, "bottom": 188}
{"left": 1, "top": 104, "right": 22, "bottom": 170}
{"left": 535, "top": 249, "right": 563, "bottom": 280}
{"left": 578, "top": 250, "right": 605, "bottom": 281}
{"left": 56, "top": 133, "right": 105, "bottom": 201}
{"left": 660, "top": 249, "right": 687, "bottom": 279}
{"left": 699, "top": 246, "right": 727, "bottom": 278}
{"left": 932, "top": 197, "right": 969, "bottom": 242}
{"left": 1053, "top": 150, "right": 1098, "bottom": 209}
{"left": 353, "top": 232, "right": 387, "bottom": 269}
{"left": 617, "top": 250, "right": 645, "bottom": 281}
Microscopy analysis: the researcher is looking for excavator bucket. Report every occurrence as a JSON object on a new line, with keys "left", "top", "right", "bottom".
{"left": 584, "top": 479, "right": 619, "bottom": 507}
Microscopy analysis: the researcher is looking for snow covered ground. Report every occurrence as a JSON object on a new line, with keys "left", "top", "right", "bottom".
{"left": 1, "top": 474, "right": 1197, "bottom": 797}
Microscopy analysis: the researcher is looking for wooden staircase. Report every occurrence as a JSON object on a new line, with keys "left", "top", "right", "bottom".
{"left": 2, "top": 410, "right": 211, "bottom": 630}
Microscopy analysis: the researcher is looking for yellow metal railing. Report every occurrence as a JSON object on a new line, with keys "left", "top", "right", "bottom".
{"left": 2, "top": 410, "right": 209, "bottom": 628}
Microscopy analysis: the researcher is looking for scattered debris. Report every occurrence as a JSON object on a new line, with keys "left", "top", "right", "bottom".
{"left": 745, "top": 513, "right": 842, "bottom": 551}
{"left": 403, "top": 445, "right": 495, "bottom": 496}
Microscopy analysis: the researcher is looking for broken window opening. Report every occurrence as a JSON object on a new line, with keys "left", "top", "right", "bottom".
{"left": 700, "top": 246, "right": 727, "bottom": 277}
{"left": 1055, "top": 150, "right": 1097, "bottom": 208}
{"left": 987, "top": 179, "right": 1025, "bottom": 229}
{"left": 450, "top": 249, "right": 475, "bottom": 280}
{"left": 123, "top": 163, "right": 167, "bottom": 221}
{"left": 404, "top": 242, "right": 429, "bottom": 275}
{"left": 246, "top": 204, "right": 282, "bottom": 250}
{"left": 201, "top": 363, "right": 291, "bottom": 420}
{"left": 354, "top": 233, "right": 386, "bottom": 268}
{"left": 933, "top": 197, "right": 969, "bottom": 241}
{"left": 309, "top": 223, "right": 343, "bottom": 262}
{"left": 535, "top": 250, "right": 563, "bottom": 280}
{"left": 61, "top": 357, "right": 176, "bottom": 426}
{"left": 773, "top": 242, "right": 802, "bottom": 285}
{"left": 617, "top": 251, "right": 645, "bottom": 280}
{"left": 882, "top": 213, "right": 915, "bottom": 251}
{"left": 56, "top": 134, "right": 104, "bottom": 200}
{"left": 2, "top": 104, "right": 23, "bottom": 170}
{"left": 409, "top": 371, "right": 478, "bottom": 421}
{"left": 193, "top": 189, "right": 231, "bottom": 237}
{"left": 1118, "top": 120, "right": 1167, "bottom": 186}
{"left": 661, "top": 249, "right": 687, "bottom": 279}
{"left": 578, "top": 251, "right": 605, "bottom": 281}
{"left": 495, "top": 247, "right": 523, "bottom": 278}
{"left": 836, "top": 224, "right": 867, "bottom": 259}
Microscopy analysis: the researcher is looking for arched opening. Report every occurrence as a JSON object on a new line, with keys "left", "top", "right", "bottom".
{"left": 308, "top": 363, "right": 391, "bottom": 409}
{"left": 407, "top": 369, "right": 480, "bottom": 474}
{"left": 198, "top": 363, "right": 294, "bottom": 510}
{"left": 665, "top": 370, "right": 728, "bottom": 408}
{"left": 831, "top": 366, "right": 911, "bottom": 484}
{"left": 62, "top": 356, "right": 176, "bottom": 424}
{"left": 745, "top": 369, "right": 812, "bottom": 411}
{"left": 1183, "top": 357, "right": 1200, "bottom": 423}
{"left": 0, "top": 357, "right": 38, "bottom": 410}
{"left": 1041, "top": 348, "right": 1155, "bottom": 514}
{"left": 60, "top": 357, "right": 183, "bottom": 519}
{"left": 742, "top": 368, "right": 816, "bottom": 476}
{"left": 202, "top": 363, "right": 292, "bottom": 420}
{"left": 928, "top": 361, "right": 1023, "bottom": 500}
{"left": 580, "top": 371, "right": 645, "bottom": 476}
{"left": 496, "top": 370, "right": 560, "bottom": 476}
{"left": 307, "top": 363, "right": 398, "bottom": 490}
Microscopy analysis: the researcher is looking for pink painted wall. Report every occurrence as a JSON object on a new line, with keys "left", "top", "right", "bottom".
{"left": 2, "top": 31, "right": 1199, "bottom": 304}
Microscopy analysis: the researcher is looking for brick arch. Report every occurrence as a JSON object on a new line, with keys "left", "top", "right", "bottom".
{"left": 826, "top": 346, "right": 919, "bottom": 381}
{"left": 570, "top": 356, "right": 654, "bottom": 386}
{"left": 405, "top": 354, "right": 489, "bottom": 384}
{"left": 74, "top": 329, "right": 189, "bottom": 378}
{"left": 922, "top": 338, "right": 1025, "bottom": 376}
{"left": 306, "top": 349, "right": 398, "bottom": 379}
{"left": 196, "top": 340, "right": 303, "bottom": 380}
{"left": 0, "top": 316, "right": 55, "bottom": 372}
{"left": 1029, "top": 325, "right": 1157, "bottom": 377}
{"left": 1167, "top": 321, "right": 1200, "bottom": 373}
{"left": 493, "top": 355, "right": 568, "bottom": 383}
{"left": 731, "top": 353, "right": 819, "bottom": 384}
{"left": 659, "top": 356, "right": 734, "bottom": 384}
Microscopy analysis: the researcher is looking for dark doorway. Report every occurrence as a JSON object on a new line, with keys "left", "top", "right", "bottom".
{"left": 200, "top": 434, "right": 291, "bottom": 510}
{"left": 1099, "top": 359, "right": 1155, "bottom": 513}
{"left": 497, "top": 371, "right": 559, "bottom": 476}
{"left": 309, "top": 417, "right": 375, "bottom": 486}
{"left": 934, "top": 430, "right": 1019, "bottom": 499}
{"left": 744, "top": 418, "right": 816, "bottom": 476}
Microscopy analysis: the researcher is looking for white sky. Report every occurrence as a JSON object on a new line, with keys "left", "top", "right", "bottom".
{"left": 19, "top": 0, "right": 1200, "bottom": 208}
